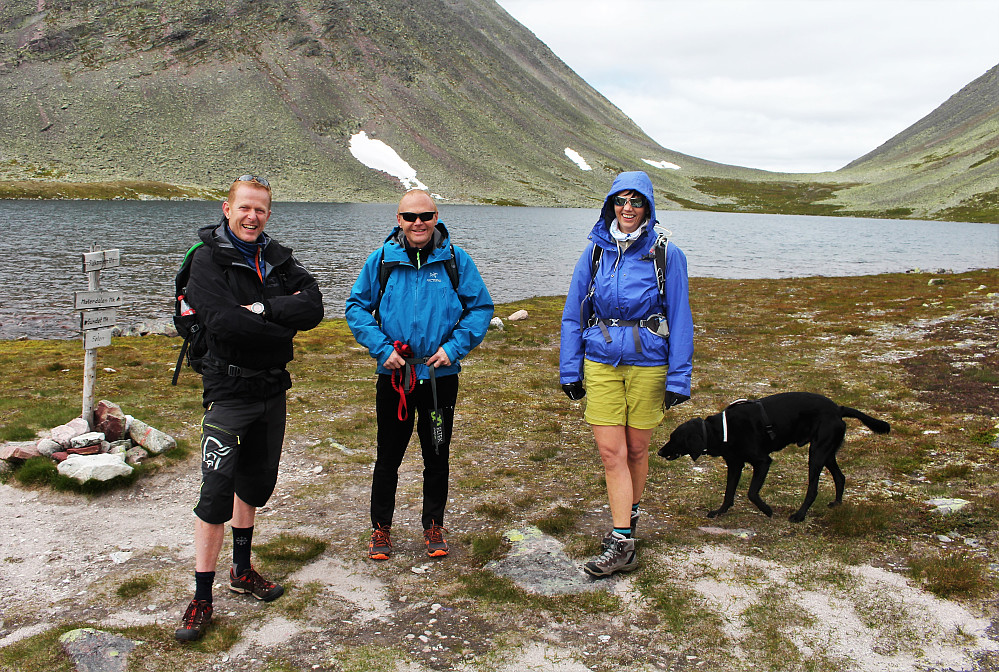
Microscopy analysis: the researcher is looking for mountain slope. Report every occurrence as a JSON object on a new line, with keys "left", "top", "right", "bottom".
{"left": 0, "top": 0, "right": 763, "bottom": 206}
{"left": 0, "top": 1, "right": 995, "bottom": 222}
{"left": 831, "top": 64, "right": 999, "bottom": 221}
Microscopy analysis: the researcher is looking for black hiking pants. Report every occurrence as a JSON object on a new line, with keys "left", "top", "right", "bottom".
{"left": 371, "top": 372, "right": 458, "bottom": 531}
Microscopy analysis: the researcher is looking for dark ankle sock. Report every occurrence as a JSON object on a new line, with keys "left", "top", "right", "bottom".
{"left": 194, "top": 571, "right": 215, "bottom": 603}
{"left": 631, "top": 502, "right": 640, "bottom": 515}
{"left": 232, "top": 526, "right": 253, "bottom": 576}
{"left": 613, "top": 527, "right": 633, "bottom": 539}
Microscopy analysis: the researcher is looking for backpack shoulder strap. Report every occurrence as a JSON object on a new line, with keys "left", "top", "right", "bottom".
{"left": 374, "top": 247, "right": 402, "bottom": 325}
{"left": 578, "top": 242, "right": 602, "bottom": 331}
{"left": 654, "top": 237, "right": 668, "bottom": 300}
{"left": 444, "top": 244, "right": 459, "bottom": 292}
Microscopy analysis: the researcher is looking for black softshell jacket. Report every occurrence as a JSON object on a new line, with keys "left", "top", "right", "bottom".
{"left": 186, "top": 220, "right": 324, "bottom": 403}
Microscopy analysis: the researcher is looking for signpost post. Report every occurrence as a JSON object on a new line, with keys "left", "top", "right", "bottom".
{"left": 76, "top": 245, "right": 121, "bottom": 428}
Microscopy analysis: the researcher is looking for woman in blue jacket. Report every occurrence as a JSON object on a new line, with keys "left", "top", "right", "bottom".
{"left": 560, "top": 171, "right": 694, "bottom": 577}
{"left": 346, "top": 189, "right": 493, "bottom": 562}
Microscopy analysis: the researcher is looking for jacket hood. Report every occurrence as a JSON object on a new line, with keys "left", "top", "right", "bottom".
{"left": 594, "top": 171, "right": 657, "bottom": 246}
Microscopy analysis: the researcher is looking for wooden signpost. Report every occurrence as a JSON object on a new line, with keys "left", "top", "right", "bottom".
{"left": 76, "top": 245, "right": 121, "bottom": 428}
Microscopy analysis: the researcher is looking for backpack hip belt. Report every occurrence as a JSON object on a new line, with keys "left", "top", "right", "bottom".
{"left": 203, "top": 352, "right": 280, "bottom": 379}
{"left": 588, "top": 314, "right": 668, "bottom": 354}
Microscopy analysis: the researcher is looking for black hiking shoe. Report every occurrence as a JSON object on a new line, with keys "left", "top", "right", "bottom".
{"left": 175, "top": 599, "right": 213, "bottom": 641}
{"left": 229, "top": 566, "right": 284, "bottom": 601}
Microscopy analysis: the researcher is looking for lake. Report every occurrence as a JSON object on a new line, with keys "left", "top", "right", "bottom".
{"left": 0, "top": 200, "right": 995, "bottom": 339}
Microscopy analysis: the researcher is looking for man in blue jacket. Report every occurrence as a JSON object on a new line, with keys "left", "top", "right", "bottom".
{"left": 346, "top": 189, "right": 493, "bottom": 561}
{"left": 560, "top": 170, "right": 694, "bottom": 577}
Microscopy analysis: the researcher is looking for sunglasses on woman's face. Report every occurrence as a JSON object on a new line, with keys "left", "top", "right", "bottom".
{"left": 399, "top": 211, "right": 436, "bottom": 223}
{"left": 613, "top": 195, "right": 646, "bottom": 209}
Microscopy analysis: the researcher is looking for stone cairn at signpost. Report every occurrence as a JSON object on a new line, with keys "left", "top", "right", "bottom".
{"left": 0, "top": 245, "right": 178, "bottom": 484}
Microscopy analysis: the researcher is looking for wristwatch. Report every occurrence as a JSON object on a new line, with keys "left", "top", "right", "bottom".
{"left": 250, "top": 302, "right": 265, "bottom": 315}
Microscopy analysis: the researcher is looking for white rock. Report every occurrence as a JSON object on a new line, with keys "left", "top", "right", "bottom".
{"left": 507, "top": 310, "right": 528, "bottom": 321}
{"left": 489, "top": 317, "right": 504, "bottom": 331}
{"left": 57, "top": 453, "right": 133, "bottom": 483}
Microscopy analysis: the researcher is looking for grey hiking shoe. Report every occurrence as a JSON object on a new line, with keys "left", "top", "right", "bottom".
{"left": 583, "top": 532, "right": 638, "bottom": 577}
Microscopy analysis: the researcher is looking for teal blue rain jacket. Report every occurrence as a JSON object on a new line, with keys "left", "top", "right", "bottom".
{"left": 346, "top": 222, "right": 494, "bottom": 379}
{"left": 559, "top": 171, "right": 694, "bottom": 396}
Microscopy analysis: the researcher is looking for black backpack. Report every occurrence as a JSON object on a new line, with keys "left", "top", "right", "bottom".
{"left": 171, "top": 242, "right": 207, "bottom": 384}
{"left": 373, "top": 244, "right": 460, "bottom": 325}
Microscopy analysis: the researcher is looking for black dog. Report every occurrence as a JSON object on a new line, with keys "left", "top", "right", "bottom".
{"left": 657, "top": 392, "right": 890, "bottom": 522}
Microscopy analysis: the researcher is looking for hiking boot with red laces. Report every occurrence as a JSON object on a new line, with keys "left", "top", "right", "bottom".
{"left": 175, "top": 599, "right": 213, "bottom": 641}
{"left": 369, "top": 524, "right": 392, "bottom": 560}
{"left": 229, "top": 566, "right": 284, "bottom": 601}
{"left": 424, "top": 524, "right": 449, "bottom": 557}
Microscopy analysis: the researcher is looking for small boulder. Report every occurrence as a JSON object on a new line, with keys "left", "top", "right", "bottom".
{"left": 59, "top": 628, "right": 136, "bottom": 672}
{"left": 52, "top": 451, "right": 69, "bottom": 462}
{"left": 57, "top": 453, "right": 133, "bottom": 482}
{"left": 489, "top": 317, "right": 505, "bottom": 331}
{"left": 50, "top": 417, "right": 90, "bottom": 447}
{"left": 36, "top": 438, "right": 62, "bottom": 458}
{"left": 94, "top": 400, "right": 127, "bottom": 442}
{"left": 70, "top": 432, "right": 105, "bottom": 450}
{"left": 107, "top": 439, "right": 132, "bottom": 455}
{"left": 0, "top": 441, "right": 41, "bottom": 462}
{"left": 507, "top": 309, "right": 529, "bottom": 321}
{"left": 125, "top": 446, "right": 149, "bottom": 465}
{"left": 128, "top": 418, "right": 176, "bottom": 454}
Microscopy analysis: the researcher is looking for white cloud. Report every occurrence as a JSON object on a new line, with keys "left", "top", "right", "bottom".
{"left": 496, "top": 0, "right": 999, "bottom": 172}
{"left": 564, "top": 147, "right": 592, "bottom": 170}
{"left": 349, "top": 131, "right": 430, "bottom": 191}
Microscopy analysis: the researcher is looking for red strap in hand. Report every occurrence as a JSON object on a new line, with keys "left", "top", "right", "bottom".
{"left": 390, "top": 341, "right": 416, "bottom": 421}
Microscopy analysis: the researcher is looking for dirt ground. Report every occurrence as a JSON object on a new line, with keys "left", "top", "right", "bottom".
{"left": 2, "top": 440, "right": 998, "bottom": 671}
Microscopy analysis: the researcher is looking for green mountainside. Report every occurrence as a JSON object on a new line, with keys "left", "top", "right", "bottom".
{"left": 0, "top": 0, "right": 996, "bottom": 222}
{"left": 832, "top": 64, "right": 999, "bottom": 222}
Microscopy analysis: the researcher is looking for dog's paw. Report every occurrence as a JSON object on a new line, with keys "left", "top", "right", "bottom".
{"left": 788, "top": 512, "right": 806, "bottom": 523}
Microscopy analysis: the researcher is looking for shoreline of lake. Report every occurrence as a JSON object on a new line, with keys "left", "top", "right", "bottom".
{"left": 1, "top": 201, "right": 995, "bottom": 340}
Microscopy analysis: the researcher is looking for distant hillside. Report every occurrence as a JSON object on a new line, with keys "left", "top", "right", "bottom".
{"left": 0, "top": 1, "right": 996, "bottom": 222}
{"left": 832, "top": 64, "right": 999, "bottom": 222}
{"left": 0, "top": 0, "right": 764, "bottom": 208}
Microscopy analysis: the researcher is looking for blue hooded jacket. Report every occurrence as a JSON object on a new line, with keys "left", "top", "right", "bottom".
{"left": 559, "top": 171, "right": 694, "bottom": 396}
{"left": 346, "top": 221, "right": 494, "bottom": 379}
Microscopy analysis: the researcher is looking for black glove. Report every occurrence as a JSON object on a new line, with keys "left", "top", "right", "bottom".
{"left": 562, "top": 381, "right": 585, "bottom": 400}
{"left": 663, "top": 391, "right": 689, "bottom": 409}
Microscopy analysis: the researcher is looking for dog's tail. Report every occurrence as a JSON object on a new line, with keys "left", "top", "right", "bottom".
{"left": 840, "top": 406, "right": 891, "bottom": 434}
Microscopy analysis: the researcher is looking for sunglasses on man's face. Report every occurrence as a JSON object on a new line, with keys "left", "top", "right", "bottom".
{"left": 613, "top": 195, "right": 646, "bottom": 209}
{"left": 399, "top": 211, "right": 436, "bottom": 223}
{"left": 236, "top": 174, "right": 270, "bottom": 188}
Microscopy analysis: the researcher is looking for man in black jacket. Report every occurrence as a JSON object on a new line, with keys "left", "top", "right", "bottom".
{"left": 175, "top": 175, "right": 324, "bottom": 642}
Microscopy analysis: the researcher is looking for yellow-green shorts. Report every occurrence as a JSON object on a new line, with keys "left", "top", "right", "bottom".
{"left": 583, "top": 359, "right": 667, "bottom": 429}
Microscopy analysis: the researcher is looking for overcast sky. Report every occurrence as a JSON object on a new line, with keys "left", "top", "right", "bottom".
{"left": 495, "top": 0, "right": 999, "bottom": 174}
